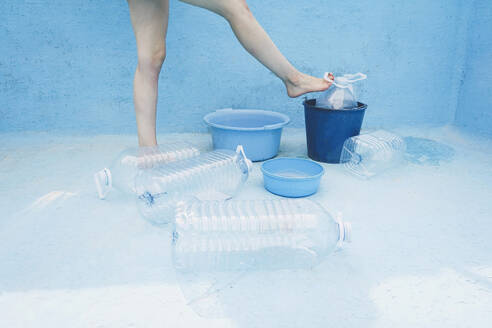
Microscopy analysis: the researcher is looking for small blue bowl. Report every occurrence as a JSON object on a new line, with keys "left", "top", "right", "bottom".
{"left": 261, "top": 157, "right": 324, "bottom": 198}
{"left": 204, "top": 109, "right": 290, "bottom": 162}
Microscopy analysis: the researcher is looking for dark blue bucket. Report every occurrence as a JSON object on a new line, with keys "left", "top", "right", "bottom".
{"left": 303, "top": 99, "right": 367, "bottom": 163}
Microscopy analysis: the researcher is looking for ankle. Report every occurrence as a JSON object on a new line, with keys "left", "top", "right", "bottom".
{"left": 284, "top": 71, "right": 303, "bottom": 86}
{"left": 138, "top": 134, "right": 157, "bottom": 148}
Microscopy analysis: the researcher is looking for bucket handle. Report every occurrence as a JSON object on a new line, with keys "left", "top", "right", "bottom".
{"left": 324, "top": 72, "right": 367, "bottom": 88}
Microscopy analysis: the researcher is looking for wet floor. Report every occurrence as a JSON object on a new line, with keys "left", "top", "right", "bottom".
{"left": 0, "top": 126, "right": 491, "bottom": 327}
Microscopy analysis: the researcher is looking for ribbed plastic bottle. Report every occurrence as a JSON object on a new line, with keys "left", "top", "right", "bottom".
{"left": 340, "top": 130, "right": 406, "bottom": 178}
{"left": 94, "top": 142, "right": 200, "bottom": 199}
{"left": 135, "top": 145, "right": 253, "bottom": 225}
{"left": 172, "top": 198, "right": 352, "bottom": 272}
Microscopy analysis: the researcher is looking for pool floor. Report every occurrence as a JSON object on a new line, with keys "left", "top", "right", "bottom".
{"left": 0, "top": 126, "right": 491, "bottom": 327}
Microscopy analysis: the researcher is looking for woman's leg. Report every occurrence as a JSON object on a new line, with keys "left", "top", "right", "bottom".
{"left": 127, "top": 0, "right": 169, "bottom": 147}
{"left": 179, "top": 0, "right": 331, "bottom": 97}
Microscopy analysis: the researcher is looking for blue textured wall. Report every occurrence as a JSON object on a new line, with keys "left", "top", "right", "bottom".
{"left": 0, "top": 0, "right": 477, "bottom": 133}
{"left": 455, "top": 0, "right": 492, "bottom": 135}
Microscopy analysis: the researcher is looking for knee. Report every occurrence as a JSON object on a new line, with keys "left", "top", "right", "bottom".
{"left": 221, "top": 0, "right": 253, "bottom": 22}
{"left": 137, "top": 46, "right": 166, "bottom": 79}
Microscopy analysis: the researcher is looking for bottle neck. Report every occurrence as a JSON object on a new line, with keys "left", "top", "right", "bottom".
{"left": 336, "top": 220, "right": 352, "bottom": 248}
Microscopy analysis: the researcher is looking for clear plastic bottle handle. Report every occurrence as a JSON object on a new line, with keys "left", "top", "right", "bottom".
{"left": 94, "top": 168, "right": 112, "bottom": 199}
{"left": 323, "top": 72, "right": 367, "bottom": 89}
{"left": 235, "top": 145, "right": 253, "bottom": 172}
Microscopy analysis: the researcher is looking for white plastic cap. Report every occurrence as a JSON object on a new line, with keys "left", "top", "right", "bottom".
{"left": 94, "top": 168, "right": 112, "bottom": 199}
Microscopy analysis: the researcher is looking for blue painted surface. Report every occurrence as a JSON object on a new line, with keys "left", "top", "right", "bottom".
{"left": 455, "top": 0, "right": 492, "bottom": 135}
{"left": 0, "top": 0, "right": 488, "bottom": 134}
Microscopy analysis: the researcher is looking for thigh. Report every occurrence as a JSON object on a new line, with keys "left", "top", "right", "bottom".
{"left": 179, "top": 0, "right": 245, "bottom": 17}
{"left": 127, "top": 0, "right": 169, "bottom": 56}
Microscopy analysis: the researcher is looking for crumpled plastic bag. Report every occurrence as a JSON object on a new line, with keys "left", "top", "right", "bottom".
{"left": 317, "top": 72, "right": 367, "bottom": 110}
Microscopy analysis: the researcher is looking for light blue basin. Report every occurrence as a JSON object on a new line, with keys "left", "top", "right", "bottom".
{"left": 204, "top": 108, "right": 290, "bottom": 162}
{"left": 261, "top": 157, "right": 324, "bottom": 197}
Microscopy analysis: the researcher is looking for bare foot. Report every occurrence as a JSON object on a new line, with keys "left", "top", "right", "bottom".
{"left": 284, "top": 72, "right": 333, "bottom": 98}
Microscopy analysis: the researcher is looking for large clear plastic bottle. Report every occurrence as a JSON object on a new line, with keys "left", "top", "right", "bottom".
{"left": 94, "top": 142, "right": 200, "bottom": 199}
{"left": 135, "top": 146, "right": 253, "bottom": 225}
{"left": 340, "top": 130, "right": 406, "bottom": 178}
{"left": 172, "top": 198, "right": 352, "bottom": 272}
{"left": 317, "top": 72, "right": 367, "bottom": 109}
